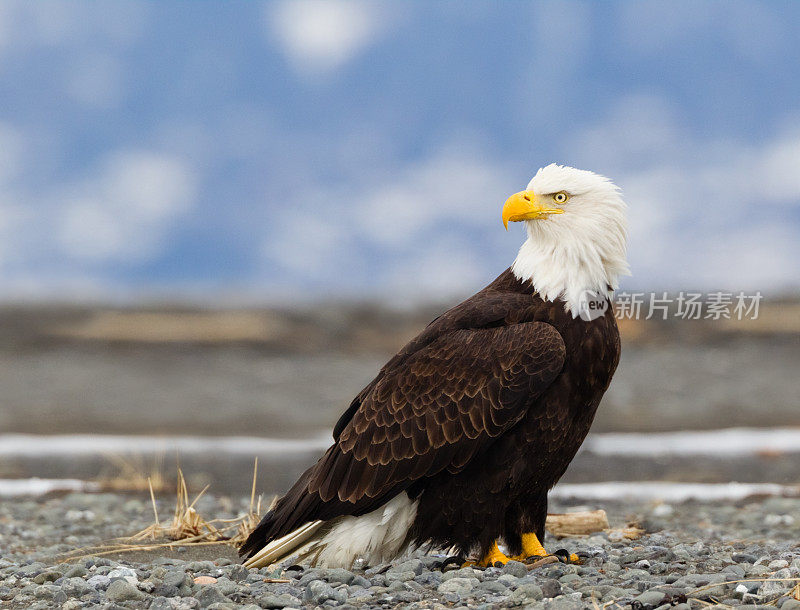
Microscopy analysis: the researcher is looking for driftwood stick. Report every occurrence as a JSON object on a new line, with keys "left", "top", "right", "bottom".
{"left": 545, "top": 510, "right": 609, "bottom": 536}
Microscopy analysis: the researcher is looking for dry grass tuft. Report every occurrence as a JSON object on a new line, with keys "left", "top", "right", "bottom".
{"left": 129, "top": 469, "right": 221, "bottom": 543}
{"left": 58, "top": 460, "right": 267, "bottom": 563}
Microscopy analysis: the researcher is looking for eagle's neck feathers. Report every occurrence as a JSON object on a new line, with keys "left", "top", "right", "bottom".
{"left": 511, "top": 212, "right": 628, "bottom": 317}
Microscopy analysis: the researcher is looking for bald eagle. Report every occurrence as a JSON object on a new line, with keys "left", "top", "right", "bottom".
{"left": 241, "top": 164, "right": 628, "bottom": 569}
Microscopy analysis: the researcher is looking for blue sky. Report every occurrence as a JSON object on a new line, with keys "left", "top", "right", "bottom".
{"left": 0, "top": 1, "right": 799, "bottom": 303}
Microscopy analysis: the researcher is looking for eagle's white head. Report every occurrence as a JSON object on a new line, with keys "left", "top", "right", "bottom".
{"left": 503, "top": 164, "right": 629, "bottom": 318}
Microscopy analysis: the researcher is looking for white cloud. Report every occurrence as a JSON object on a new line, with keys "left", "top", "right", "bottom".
{"left": 266, "top": 0, "right": 385, "bottom": 74}
{"left": 57, "top": 151, "right": 196, "bottom": 263}
{"left": 355, "top": 146, "right": 514, "bottom": 247}
{"left": 383, "top": 236, "right": 491, "bottom": 305}
{"left": 567, "top": 97, "right": 800, "bottom": 291}
{"left": 695, "top": 223, "right": 800, "bottom": 291}
{"left": 264, "top": 212, "right": 354, "bottom": 279}
{"left": 757, "top": 131, "right": 800, "bottom": 200}
{"left": 262, "top": 142, "right": 516, "bottom": 299}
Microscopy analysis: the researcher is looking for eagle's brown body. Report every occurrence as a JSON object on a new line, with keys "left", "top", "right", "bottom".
{"left": 241, "top": 267, "right": 620, "bottom": 562}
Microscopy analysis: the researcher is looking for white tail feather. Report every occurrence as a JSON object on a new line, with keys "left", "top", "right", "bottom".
{"left": 243, "top": 492, "right": 419, "bottom": 569}
{"left": 243, "top": 519, "right": 324, "bottom": 569}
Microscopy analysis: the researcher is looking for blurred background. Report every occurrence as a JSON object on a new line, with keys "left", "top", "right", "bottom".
{"left": 0, "top": 1, "right": 798, "bottom": 499}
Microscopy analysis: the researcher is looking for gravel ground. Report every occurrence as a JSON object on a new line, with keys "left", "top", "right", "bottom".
{"left": 2, "top": 492, "right": 800, "bottom": 609}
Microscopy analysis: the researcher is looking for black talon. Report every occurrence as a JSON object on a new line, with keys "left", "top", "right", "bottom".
{"left": 437, "top": 555, "right": 465, "bottom": 571}
{"left": 552, "top": 548, "right": 572, "bottom": 563}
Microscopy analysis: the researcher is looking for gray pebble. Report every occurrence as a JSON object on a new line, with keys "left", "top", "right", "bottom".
{"left": 384, "top": 569, "right": 415, "bottom": 582}
{"left": 559, "top": 573, "right": 582, "bottom": 586}
{"left": 392, "top": 590, "right": 424, "bottom": 602}
{"left": 501, "top": 560, "right": 528, "bottom": 578}
{"left": 87, "top": 574, "right": 110, "bottom": 590}
{"left": 16, "top": 563, "right": 46, "bottom": 577}
{"left": 188, "top": 561, "right": 216, "bottom": 573}
{"left": 32, "top": 570, "right": 60, "bottom": 584}
{"left": 149, "top": 597, "right": 175, "bottom": 610}
{"left": 61, "top": 576, "right": 90, "bottom": 598}
{"left": 478, "top": 580, "right": 508, "bottom": 593}
{"left": 544, "top": 595, "right": 586, "bottom": 610}
{"left": 228, "top": 564, "right": 249, "bottom": 582}
{"left": 296, "top": 569, "right": 325, "bottom": 586}
{"left": 258, "top": 592, "right": 303, "bottom": 608}
{"left": 326, "top": 567, "right": 355, "bottom": 584}
{"left": 33, "top": 584, "right": 57, "bottom": 599}
{"left": 723, "top": 564, "right": 746, "bottom": 578}
{"left": 437, "top": 576, "right": 478, "bottom": 595}
{"left": 213, "top": 576, "right": 237, "bottom": 596}
{"left": 391, "top": 558, "right": 424, "bottom": 575}
{"left": 541, "top": 578, "right": 562, "bottom": 598}
{"left": 749, "top": 564, "right": 772, "bottom": 576}
{"left": 304, "top": 579, "right": 346, "bottom": 605}
{"left": 350, "top": 574, "right": 371, "bottom": 588}
{"left": 195, "top": 584, "right": 229, "bottom": 608}
{"left": 63, "top": 565, "right": 88, "bottom": 579}
{"left": 509, "top": 583, "right": 543, "bottom": 604}
{"left": 497, "top": 573, "right": 519, "bottom": 586}
{"left": 106, "top": 579, "right": 146, "bottom": 602}
{"left": 635, "top": 589, "right": 667, "bottom": 607}
{"left": 53, "top": 590, "right": 69, "bottom": 604}
{"left": 441, "top": 566, "right": 480, "bottom": 582}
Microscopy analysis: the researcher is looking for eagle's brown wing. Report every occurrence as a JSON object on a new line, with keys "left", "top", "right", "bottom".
{"left": 308, "top": 320, "right": 565, "bottom": 504}
{"left": 240, "top": 300, "right": 567, "bottom": 559}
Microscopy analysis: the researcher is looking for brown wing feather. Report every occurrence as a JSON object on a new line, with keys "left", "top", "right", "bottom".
{"left": 311, "top": 321, "right": 565, "bottom": 504}
{"left": 241, "top": 286, "right": 568, "bottom": 559}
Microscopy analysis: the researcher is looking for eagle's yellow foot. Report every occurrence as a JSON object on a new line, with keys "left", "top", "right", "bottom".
{"left": 463, "top": 541, "right": 513, "bottom": 568}
{"left": 510, "top": 532, "right": 581, "bottom": 564}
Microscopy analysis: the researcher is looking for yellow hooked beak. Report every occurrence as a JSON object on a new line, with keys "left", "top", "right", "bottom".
{"left": 502, "top": 190, "right": 564, "bottom": 229}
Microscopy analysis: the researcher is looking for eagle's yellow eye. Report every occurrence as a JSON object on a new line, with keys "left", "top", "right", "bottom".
{"left": 553, "top": 192, "right": 569, "bottom": 204}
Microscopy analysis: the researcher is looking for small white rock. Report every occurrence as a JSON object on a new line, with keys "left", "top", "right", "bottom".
{"left": 65, "top": 510, "right": 95, "bottom": 522}
{"left": 653, "top": 504, "right": 674, "bottom": 517}
{"left": 764, "top": 514, "right": 794, "bottom": 526}
{"left": 107, "top": 567, "right": 138, "bottom": 585}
